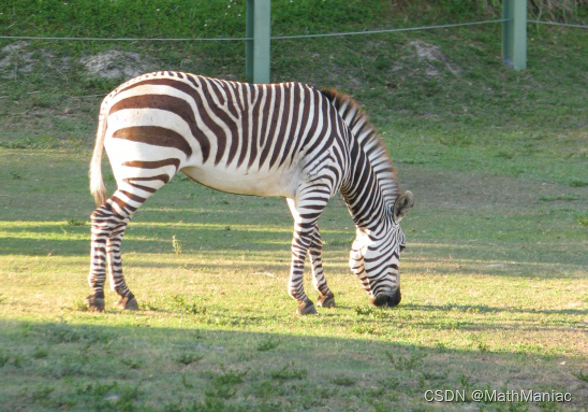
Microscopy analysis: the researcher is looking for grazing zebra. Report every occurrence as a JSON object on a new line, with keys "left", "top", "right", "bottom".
{"left": 87, "top": 71, "right": 413, "bottom": 314}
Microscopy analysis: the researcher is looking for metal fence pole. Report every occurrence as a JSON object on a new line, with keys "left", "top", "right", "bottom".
{"left": 245, "top": 0, "right": 271, "bottom": 83}
{"left": 502, "top": 0, "right": 527, "bottom": 70}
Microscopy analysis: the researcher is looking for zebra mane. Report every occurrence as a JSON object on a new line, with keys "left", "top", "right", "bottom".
{"left": 321, "top": 89, "right": 401, "bottom": 206}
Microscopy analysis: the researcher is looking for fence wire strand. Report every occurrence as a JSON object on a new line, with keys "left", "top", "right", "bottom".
{"left": 528, "top": 20, "right": 588, "bottom": 29}
{"left": 271, "top": 19, "right": 510, "bottom": 39}
{"left": 0, "top": 19, "right": 509, "bottom": 43}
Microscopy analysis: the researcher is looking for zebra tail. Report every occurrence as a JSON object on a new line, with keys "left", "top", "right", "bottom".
{"left": 89, "top": 102, "right": 108, "bottom": 206}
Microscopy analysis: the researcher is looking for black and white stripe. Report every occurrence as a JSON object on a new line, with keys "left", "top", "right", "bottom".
{"left": 86, "top": 71, "right": 413, "bottom": 313}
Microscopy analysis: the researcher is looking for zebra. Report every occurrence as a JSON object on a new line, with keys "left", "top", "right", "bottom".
{"left": 86, "top": 71, "right": 413, "bottom": 315}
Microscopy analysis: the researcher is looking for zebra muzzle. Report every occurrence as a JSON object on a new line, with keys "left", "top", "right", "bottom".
{"left": 370, "top": 288, "right": 401, "bottom": 308}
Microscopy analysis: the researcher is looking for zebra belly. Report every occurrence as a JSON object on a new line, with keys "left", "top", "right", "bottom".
{"left": 181, "top": 165, "right": 296, "bottom": 198}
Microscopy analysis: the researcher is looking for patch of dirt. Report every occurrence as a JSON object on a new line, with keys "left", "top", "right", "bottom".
{"left": 407, "top": 40, "right": 461, "bottom": 76}
{"left": 0, "top": 42, "right": 158, "bottom": 80}
{"left": 0, "top": 41, "right": 37, "bottom": 77}
{"left": 79, "top": 50, "right": 158, "bottom": 79}
{"left": 0, "top": 41, "right": 69, "bottom": 79}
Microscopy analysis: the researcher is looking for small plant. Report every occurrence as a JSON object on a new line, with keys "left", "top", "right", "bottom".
{"left": 181, "top": 374, "right": 194, "bottom": 389}
{"left": 539, "top": 194, "right": 581, "bottom": 202}
{"left": 172, "top": 295, "right": 206, "bottom": 315}
{"left": 331, "top": 374, "right": 356, "bottom": 387}
{"left": 0, "top": 351, "right": 9, "bottom": 367}
{"left": 355, "top": 307, "right": 374, "bottom": 316}
{"left": 497, "top": 149, "right": 515, "bottom": 159}
{"left": 32, "top": 386, "right": 54, "bottom": 404}
{"left": 270, "top": 363, "right": 307, "bottom": 381}
{"left": 575, "top": 211, "right": 588, "bottom": 227}
{"left": 172, "top": 235, "right": 182, "bottom": 255}
{"left": 66, "top": 217, "right": 87, "bottom": 226}
{"left": 204, "top": 368, "right": 248, "bottom": 400}
{"left": 121, "top": 358, "right": 142, "bottom": 370}
{"left": 385, "top": 351, "right": 427, "bottom": 373}
{"left": 33, "top": 347, "right": 49, "bottom": 359}
{"left": 73, "top": 299, "right": 89, "bottom": 312}
{"left": 256, "top": 337, "right": 280, "bottom": 352}
{"left": 570, "top": 180, "right": 588, "bottom": 187}
{"left": 10, "top": 171, "right": 22, "bottom": 180}
{"left": 478, "top": 341, "right": 489, "bottom": 353}
{"left": 573, "top": 370, "right": 588, "bottom": 384}
{"left": 176, "top": 353, "right": 203, "bottom": 366}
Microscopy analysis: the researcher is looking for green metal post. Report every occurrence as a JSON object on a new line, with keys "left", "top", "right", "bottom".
{"left": 245, "top": 0, "right": 271, "bottom": 84}
{"left": 502, "top": 0, "right": 527, "bottom": 70}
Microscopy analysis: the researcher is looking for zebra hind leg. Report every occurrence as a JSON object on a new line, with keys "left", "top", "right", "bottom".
{"left": 308, "top": 227, "right": 336, "bottom": 308}
{"left": 107, "top": 222, "right": 139, "bottom": 310}
{"left": 87, "top": 188, "right": 144, "bottom": 311}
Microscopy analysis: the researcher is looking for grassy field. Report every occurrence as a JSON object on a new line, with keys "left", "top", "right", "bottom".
{"left": 1, "top": 1, "right": 588, "bottom": 411}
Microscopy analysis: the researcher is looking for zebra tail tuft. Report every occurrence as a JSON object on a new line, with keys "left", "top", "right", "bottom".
{"left": 90, "top": 103, "right": 109, "bottom": 206}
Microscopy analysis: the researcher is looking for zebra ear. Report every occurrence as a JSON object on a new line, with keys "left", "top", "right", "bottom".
{"left": 393, "top": 190, "right": 414, "bottom": 223}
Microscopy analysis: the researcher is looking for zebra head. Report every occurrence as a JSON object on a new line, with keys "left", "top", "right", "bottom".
{"left": 349, "top": 191, "right": 414, "bottom": 307}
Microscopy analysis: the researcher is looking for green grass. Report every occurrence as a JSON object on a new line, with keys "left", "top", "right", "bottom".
{"left": 1, "top": 1, "right": 588, "bottom": 411}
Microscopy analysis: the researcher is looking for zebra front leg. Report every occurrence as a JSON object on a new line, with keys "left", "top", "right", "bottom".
{"left": 289, "top": 228, "right": 316, "bottom": 315}
{"left": 286, "top": 191, "right": 329, "bottom": 315}
{"left": 309, "top": 227, "right": 336, "bottom": 308}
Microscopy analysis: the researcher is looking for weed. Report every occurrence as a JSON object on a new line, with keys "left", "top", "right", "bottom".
{"left": 497, "top": 150, "right": 515, "bottom": 159}
{"left": 539, "top": 194, "right": 581, "bottom": 201}
{"left": 33, "top": 347, "right": 49, "bottom": 359}
{"left": 538, "top": 400, "right": 558, "bottom": 412}
{"left": 385, "top": 351, "right": 427, "bottom": 373}
{"left": 176, "top": 353, "right": 204, "bottom": 366}
{"left": 181, "top": 374, "right": 194, "bottom": 389}
{"left": 73, "top": 299, "right": 89, "bottom": 312}
{"left": 32, "top": 386, "right": 54, "bottom": 404}
{"left": 270, "top": 363, "right": 307, "bottom": 382}
{"left": 256, "top": 337, "right": 280, "bottom": 352}
{"left": 572, "top": 370, "right": 588, "bottom": 384}
{"left": 355, "top": 307, "right": 375, "bottom": 316}
{"left": 252, "top": 380, "right": 286, "bottom": 398}
{"left": 10, "top": 171, "right": 22, "bottom": 180}
{"left": 172, "top": 295, "right": 206, "bottom": 315}
{"left": 172, "top": 235, "right": 182, "bottom": 255}
{"left": 574, "top": 211, "right": 588, "bottom": 227}
{"left": 331, "top": 374, "right": 356, "bottom": 387}
{"left": 66, "top": 217, "right": 87, "bottom": 226}
{"left": 570, "top": 180, "right": 588, "bottom": 187}
{"left": 478, "top": 341, "right": 489, "bottom": 353}
{"left": 351, "top": 323, "right": 376, "bottom": 334}
{"left": 213, "top": 368, "right": 247, "bottom": 386}
{"left": 203, "top": 368, "right": 248, "bottom": 400}
{"left": 121, "top": 358, "right": 142, "bottom": 370}
{"left": 0, "top": 351, "right": 10, "bottom": 367}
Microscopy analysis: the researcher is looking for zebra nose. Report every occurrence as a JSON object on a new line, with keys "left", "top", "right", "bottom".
{"left": 370, "top": 288, "right": 401, "bottom": 308}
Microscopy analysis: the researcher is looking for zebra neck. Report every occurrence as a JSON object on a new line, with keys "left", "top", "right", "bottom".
{"left": 341, "top": 140, "right": 387, "bottom": 232}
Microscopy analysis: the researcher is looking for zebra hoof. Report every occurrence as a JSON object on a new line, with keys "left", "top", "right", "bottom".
{"left": 317, "top": 292, "right": 336, "bottom": 308}
{"left": 296, "top": 299, "right": 317, "bottom": 315}
{"left": 85, "top": 294, "right": 105, "bottom": 312}
{"left": 118, "top": 295, "right": 139, "bottom": 311}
